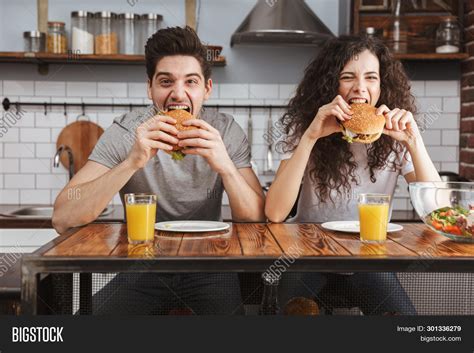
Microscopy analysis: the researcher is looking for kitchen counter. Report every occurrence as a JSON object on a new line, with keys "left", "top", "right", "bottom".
{"left": 0, "top": 205, "right": 241, "bottom": 227}
{"left": 0, "top": 204, "right": 233, "bottom": 227}
{"left": 0, "top": 204, "right": 125, "bottom": 228}
{"left": 0, "top": 204, "right": 420, "bottom": 228}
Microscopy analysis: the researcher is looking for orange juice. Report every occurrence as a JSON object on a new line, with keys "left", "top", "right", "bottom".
{"left": 126, "top": 203, "right": 156, "bottom": 243}
{"left": 358, "top": 203, "right": 389, "bottom": 243}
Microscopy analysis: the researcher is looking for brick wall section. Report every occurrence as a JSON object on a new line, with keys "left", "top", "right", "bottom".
{"left": 460, "top": 0, "right": 474, "bottom": 179}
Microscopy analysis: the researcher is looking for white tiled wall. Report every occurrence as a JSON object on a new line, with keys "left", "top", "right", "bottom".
{"left": 396, "top": 80, "right": 460, "bottom": 211}
{"left": 0, "top": 80, "right": 460, "bottom": 210}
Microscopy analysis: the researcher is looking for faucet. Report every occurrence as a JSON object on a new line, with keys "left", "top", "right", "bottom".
{"left": 54, "top": 145, "right": 75, "bottom": 180}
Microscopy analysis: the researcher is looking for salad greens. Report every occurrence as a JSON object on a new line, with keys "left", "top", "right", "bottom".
{"left": 171, "top": 151, "right": 186, "bottom": 161}
{"left": 342, "top": 135, "right": 354, "bottom": 144}
{"left": 426, "top": 205, "right": 473, "bottom": 237}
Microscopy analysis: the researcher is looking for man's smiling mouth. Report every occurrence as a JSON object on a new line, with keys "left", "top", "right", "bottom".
{"left": 166, "top": 104, "right": 192, "bottom": 114}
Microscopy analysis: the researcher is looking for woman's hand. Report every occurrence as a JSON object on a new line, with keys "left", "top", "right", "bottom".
{"left": 376, "top": 105, "right": 422, "bottom": 147}
{"left": 305, "top": 95, "right": 353, "bottom": 141}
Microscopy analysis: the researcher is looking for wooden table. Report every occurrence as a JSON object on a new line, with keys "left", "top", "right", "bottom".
{"left": 21, "top": 222, "right": 474, "bottom": 314}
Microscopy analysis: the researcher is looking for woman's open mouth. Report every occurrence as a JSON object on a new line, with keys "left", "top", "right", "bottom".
{"left": 348, "top": 98, "right": 368, "bottom": 104}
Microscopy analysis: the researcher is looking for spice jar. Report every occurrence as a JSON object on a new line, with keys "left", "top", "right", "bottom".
{"left": 71, "top": 11, "right": 94, "bottom": 54}
{"left": 436, "top": 17, "right": 461, "bottom": 54}
{"left": 365, "top": 27, "right": 375, "bottom": 39}
{"left": 138, "top": 13, "right": 163, "bottom": 55}
{"left": 94, "top": 11, "right": 118, "bottom": 55}
{"left": 118, "top": 13, "right": 139, "bottom": 54}
{"left": 47, "top": 21, "right": 67, "bottom": 54}
{"left": 24, "top": 31, "right": 46, "bottom": 52}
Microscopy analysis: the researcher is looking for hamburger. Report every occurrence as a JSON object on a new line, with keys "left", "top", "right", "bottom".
{"left": 163, "top": 108, "right": 196, "bottom": 160}
{"left": 340, "top": 101, "right": 385, "bottom": 144}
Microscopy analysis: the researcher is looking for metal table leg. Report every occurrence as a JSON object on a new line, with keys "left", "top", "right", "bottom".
{"left": 79, "top": 273, "right": 92, "bottom": 315}
{"left": 21, "top": 262, "right": 38, "bottom": 315}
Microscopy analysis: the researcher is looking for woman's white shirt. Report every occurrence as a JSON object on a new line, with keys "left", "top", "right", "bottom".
{"left": 281, "top": 143, "right": 414, "bottom": 223}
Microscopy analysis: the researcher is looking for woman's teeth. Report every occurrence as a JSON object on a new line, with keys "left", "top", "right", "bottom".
{"left": 349, "top": 98, "right": 367, "bottom": 104}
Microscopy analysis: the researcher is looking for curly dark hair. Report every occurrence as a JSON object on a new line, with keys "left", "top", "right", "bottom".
{"left": 277, "top": 35, "right": 417, "bottom": 204}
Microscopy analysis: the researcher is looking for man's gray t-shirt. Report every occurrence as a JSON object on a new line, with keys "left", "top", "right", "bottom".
{"left": 89, "top": 105, "right": 251, "bottom": 222}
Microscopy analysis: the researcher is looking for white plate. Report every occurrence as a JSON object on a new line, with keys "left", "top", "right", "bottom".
{"left": 321, "top": 221, "right": 403, "bottom": 233}
{"left": 155, "top": 220, "right": 230, "bottom": 233}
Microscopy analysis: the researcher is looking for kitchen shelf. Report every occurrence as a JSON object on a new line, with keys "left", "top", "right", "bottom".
{"left": 0, "top": 51, "right": 465, "bottom": 65}
{"left": 393, "top": 53, "right": 469, "bottom": 60}
{"left": 351, "top": 0, "right": 467, "bottom": 61}
{"left": 0, "top": 51, "right": 226, "bottom": 67}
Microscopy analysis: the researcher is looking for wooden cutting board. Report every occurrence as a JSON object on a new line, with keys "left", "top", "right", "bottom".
{"left": 56, "top": 120, "right": 104, "bottom": 173}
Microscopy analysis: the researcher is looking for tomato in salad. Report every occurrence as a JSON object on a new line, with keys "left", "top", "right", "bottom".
{"left": 426, "top": 205, "right": 474, "bottom": 238}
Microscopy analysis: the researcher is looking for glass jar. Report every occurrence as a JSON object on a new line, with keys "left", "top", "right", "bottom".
{"left": 436, "top": 17, "right": 461, "bottom": 54}
{"left": 94, "top": 11, "right": 118, "bottom": 55}
{"left": 71, "top": 11, "right": 94, "bottom": 54}
{"left": 118, "top": 13, "right": 139, "bottom": 55}
{"left": 385, "top": 0, "right": 408, "bottom": 53}
{"left": 138, "top": 13, "right": 163, "bottom": 55}
{"left": 23, "top": 31, "right": 46, "bottom": 52}
{"left": 365, "top": 27, "right": 376, "bottom": 39}
{"left": 47, "top": 21, "right": 67, "bottom": 54}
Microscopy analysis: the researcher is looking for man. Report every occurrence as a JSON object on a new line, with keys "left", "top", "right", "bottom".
{"left": 52, "top": 26, "right": 265, "bottom": 314}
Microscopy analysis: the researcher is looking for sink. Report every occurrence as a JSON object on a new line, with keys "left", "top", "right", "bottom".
{"left": 0, "top": 228, "right": 59, "bottom": 253}
{"left": 5, "top": 206, "right": 114, "bottom": 219}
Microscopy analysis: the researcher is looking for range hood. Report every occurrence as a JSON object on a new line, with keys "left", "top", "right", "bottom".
{"left": 231, "top": 0, "right": 335, "bottom": 46}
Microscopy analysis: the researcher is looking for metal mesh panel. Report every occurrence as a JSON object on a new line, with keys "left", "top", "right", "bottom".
{"left": 74, "top": 273, "right": 245, "bottom": 315}
{"left": 239, "top": 273, "right": 264, "bottom": 315}
{"left": 44, "top": 272, "right": 474, "bottom": 316}
{"left": 239, "top": 273, "right": 264, "bottom": 305}
{"left": 279, "top": 272, "right": 474, "bottom": 315}
{"left": 398, "top": 273, "right": 474, "bottom": 315}
{"left": 41, "top": 274, "right": 73, "bottom": 315}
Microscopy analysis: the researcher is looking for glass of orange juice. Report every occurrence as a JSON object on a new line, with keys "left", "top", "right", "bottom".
{"left": 358, "top": 193, "right": 390, "bottom": 243}
{"left": 125, "top": 193, "right": 157, "bottom": 244}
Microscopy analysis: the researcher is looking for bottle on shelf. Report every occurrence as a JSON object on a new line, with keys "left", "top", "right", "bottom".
{"left": 385, "top": 0, "right": 408, "bottom": 53}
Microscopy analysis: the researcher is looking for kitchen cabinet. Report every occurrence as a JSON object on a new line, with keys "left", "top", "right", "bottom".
{"left": 351, "top": 0, "right": 468, "bottom": 60}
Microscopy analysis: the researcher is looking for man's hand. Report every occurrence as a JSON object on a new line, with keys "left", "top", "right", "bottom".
{"left": 177, "top": 119, "right": 234, "bottom": 174}
{"left": 126, "top": 114, "right": 179, "bottom": 169}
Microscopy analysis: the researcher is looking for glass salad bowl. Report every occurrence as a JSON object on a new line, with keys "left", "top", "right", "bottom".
{"left": 409, "top": 182, "right": 474, "bottom": 243}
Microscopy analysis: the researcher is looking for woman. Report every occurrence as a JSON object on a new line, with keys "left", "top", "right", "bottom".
{"left": 265, "top": 35, "right": 440, "bottom": 315}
